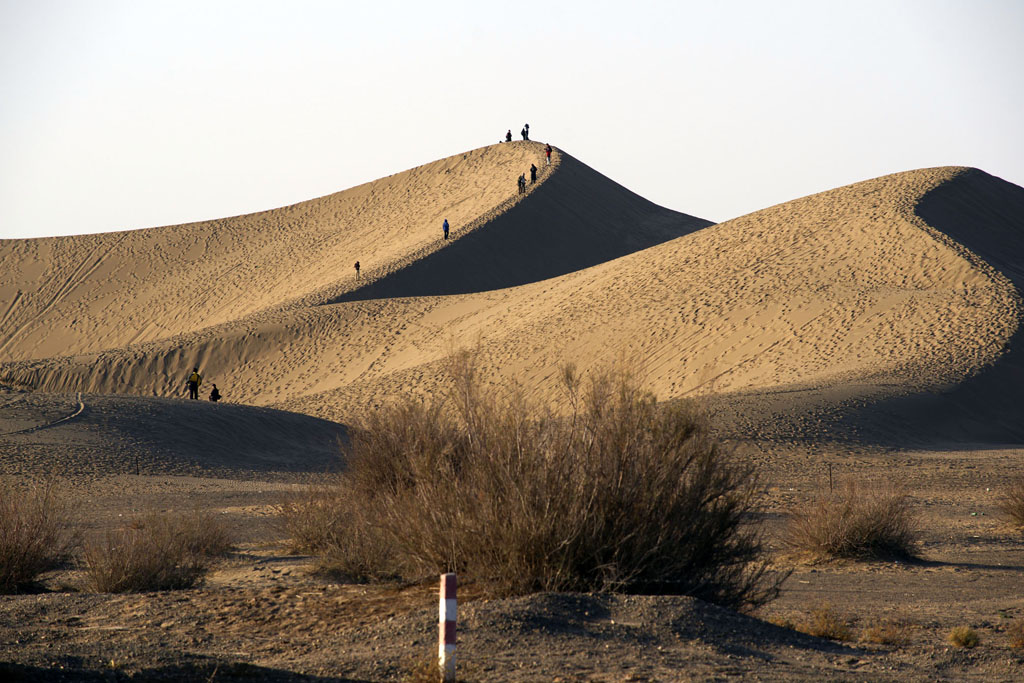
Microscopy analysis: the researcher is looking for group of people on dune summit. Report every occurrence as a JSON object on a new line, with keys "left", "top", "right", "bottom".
{"left": 504, "top": 123, "right": 531, "bottom": 142}
{"left": 185, "top": 367, "right": 220, "bottom": 402}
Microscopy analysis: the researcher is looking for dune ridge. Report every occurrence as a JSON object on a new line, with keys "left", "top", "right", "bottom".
{"left": 0, "top": 142, "right": 708, "bottom": 362}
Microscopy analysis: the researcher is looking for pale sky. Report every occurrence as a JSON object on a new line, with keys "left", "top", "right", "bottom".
{"left": 1, "top": 0, "right": 1022, "bottom": 239}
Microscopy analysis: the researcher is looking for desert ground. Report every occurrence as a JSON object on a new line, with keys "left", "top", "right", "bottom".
{"left": 2, "top": 140, "right": 1024, "bottom": 680}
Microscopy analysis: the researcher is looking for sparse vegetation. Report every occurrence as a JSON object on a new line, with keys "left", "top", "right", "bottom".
{"left": 860, "top": 615, "right": 911, "bottom": 647}
{"left": 948, "top": 625, "right": 980, "bottom": 648}
{"left": 997, "top": 475, "right": 1024, "bottom": 529}
{"left": 1008, "top": 621, "right": 1024, "bottom": 650}
{"left": 0, "top": 481, "right": 78, "bottom": 593}
{"left": 784, "top": 479, "right": 918, "bottom": 560}
{"left": 796, "top": 604, "right": 852, "bottom": 641}
{"left": 283, "top": 353, "right": 782, "bottom": 610}
{"left": 83, "top": 510, "right": 231, "bottom": 592}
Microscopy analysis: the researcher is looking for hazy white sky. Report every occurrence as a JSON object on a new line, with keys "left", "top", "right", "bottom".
{"left": 1, "top": 0, "right": 1022, "bottom": 238}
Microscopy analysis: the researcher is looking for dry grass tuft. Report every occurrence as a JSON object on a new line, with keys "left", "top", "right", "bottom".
{"left": 784, "top": 479, "right": 918, "bottom": 560}
{"left": 83, "top": 510, "right": 231, "bottom": 592}
{"left": 998, "top": 476, "right": 1024, "bottom": 529}
{"left": 860, "top": 616, "right": 911, "bottom": 647}
{"left": 948, "top": 625, "right": 980, "bottom": 648}
{"left": 796, "top": 604, "right": 852, "bottom": 641}
{"left": 283, "top": 353, "right": 782, "bottom": 611}
{"left": 1007, "top": 621, "right": 1024, "bottom": 650}
{"left": 0, "top": 481, "right": 78, "bottom": 593}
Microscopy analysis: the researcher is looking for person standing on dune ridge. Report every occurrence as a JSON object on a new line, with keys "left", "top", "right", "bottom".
{"left": 443, "top": 218, "right": 450, "bottom": 240}
{"left": 545, "top": 143, "right": 552, "bottom": 165}
{"left": 186, "top": 367, "right": 202, "bottom": 400}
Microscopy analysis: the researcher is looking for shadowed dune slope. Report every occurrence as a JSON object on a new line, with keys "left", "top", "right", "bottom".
{"left": 330, "top": 152, "right": 706, "bottom": 302}
{"left": 0, "top": 390, "right": 345, "bottom": 477}
{"left": 0, "top": 142, "right": 709, "bottom": 362}
{"left": 5, "top": 167, "right": 1023, "bottom": 451}
{"left": 805, "top": 168, "right": 1024, "bottom": 445}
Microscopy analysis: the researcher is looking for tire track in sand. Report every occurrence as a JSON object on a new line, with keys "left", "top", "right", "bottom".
{"left": 0, "top": 392, "right": 85, "bottom": 436}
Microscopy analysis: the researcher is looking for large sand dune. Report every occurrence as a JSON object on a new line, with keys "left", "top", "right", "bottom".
{"left": 2, "top": 149, "right": 1024, "bottom": 448}
{"left": 0, "top": 142, "right": 708, "bottom": 361}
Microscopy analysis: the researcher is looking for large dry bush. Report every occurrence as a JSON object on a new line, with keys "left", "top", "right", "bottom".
{"left": 785, "top": 479, "right": 918, "bottom": 560}
{"left": 998, "top": 475, "right": 1024, "bottom": 529}
{"left": 83, "top": 510, "right": 231, "bottom": 592}
{"left": 287, "top": 354, "right": 782, "bottom": 610}
{"left": 0, "top": 481, "right": 78, "bottom": 592}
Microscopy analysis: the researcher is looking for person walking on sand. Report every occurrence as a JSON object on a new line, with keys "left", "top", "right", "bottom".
{"left": 545, "top": 143, "right": 552, "bottom": 165}
{"left": 209, "top": 384, "right": 221, "bottom": 402}
{"left": 442, "top": 218, "right": 450, "bottom": 240}
{"left": 530, "top": 163, "right": 537, "bottom": 184}
{"left": 518, "top": 174, "right": 526, "bottom": 194}
{"left": 354, "top": 261, "right": 360, "bottom": 277}
{"left": 505, "top": 129, "right": 512, "bottom": 143}
{"left": 186, "top": 367, "right": 202, "bottom": 400}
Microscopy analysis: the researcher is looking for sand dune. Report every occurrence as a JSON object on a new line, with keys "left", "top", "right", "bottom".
{"left": 0, "top": 142, "right": 707, "bottom": 362}
{"left": 2, "top": 149, "right": 1024, "bottom": 447}
{"left": 0, "top": 388, "right": 345, "bottom": 477}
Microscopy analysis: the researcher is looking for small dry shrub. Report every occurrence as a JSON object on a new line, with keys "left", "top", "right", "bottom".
{"left": 797, "top": 604, "right": 852, "bottom": 641}
{"left": 284, "top": 353, "right": 782, "bottom": 610}
{"left": 860, "top": 616, "right": 911, "bottom": 647}
{"left": 785, "top": 479, "right": 917, "bottom": 559}
{"left": 0, "top": 481, "right": 78, "bottom": 592}
{"left": 83, "top": 510, "right": 230, "bottom": 592}
{"left": 279, "top": 481, "right": 393, "bottom": 581}
{"left": 998, "top": 476, "right": 1024, "bottom": 529}
{"left": 948, "top": 625, "right": 980, "bottom": 648}
{"left": 1007, "top": 621, "right": 1024, "bottom": 650}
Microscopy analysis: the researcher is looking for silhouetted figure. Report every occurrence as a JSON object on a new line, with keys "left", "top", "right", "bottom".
{"left": 521, "top": 125, "right": 529, "bottom": 141}
{"left": 545, "top": 143, "right": 552, "bottom": 165}
{"left": 209, "top": 385, "right": 221, "bottom": 402}
{"left": 354, "top": 261, "right": 360, "bottom": 277}
{"left": 505, "top": 129, "right": 512, "bottom": 142}
{"left": 530, "top": 164, "right": 537, "bottom": 183}
{"left": 518, "top": 174, "right": 526, "bottom": 194}
{"left": 186, "top": 367, "right": 202, "bottom": 400}
{"left": 443, "top": 218, "right": 450, "bottom": 240}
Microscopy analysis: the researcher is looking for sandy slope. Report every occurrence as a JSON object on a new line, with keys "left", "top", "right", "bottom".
{"left": 0, "top": 142, "right": 707, "bottom": 362}
{"left": 0, "top": 388, "right": 344, "bottom": 478}
{"left": 6, "top": 165, "right": 1023, "bottom": 448}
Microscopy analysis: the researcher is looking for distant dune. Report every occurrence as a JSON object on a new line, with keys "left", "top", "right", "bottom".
{"left": 3, "top": 145, "right": 1024, "bottom": 452}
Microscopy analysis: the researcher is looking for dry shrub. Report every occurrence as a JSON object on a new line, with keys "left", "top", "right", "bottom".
{"left": 784, "top": 479, "right": 918, "bottom": 559}
{"left": 1007, "top": 621, "right": 1024, "bottom": 650}
{"left": 998, "top": 476, "right": 1024, "bottom": 529}
{"left": 860, "top": 616, "right": 911, "bottom": 647}
{"left": 0, "top": 481, "right": 78, "bottom": 592}
{"left": 279, "top": 480, "right": 394, "bottom": 582}
{"left": 797, "top": 604, "right": 852, "bottom": 641}
{"left": 948, "top": 625, "right": 980, "bottom": 648}
{"left": 285, "top": 354, "right": 782, "bottom": 610}
{"left": 83, "top": 510, "right": 231, "bottom": 592}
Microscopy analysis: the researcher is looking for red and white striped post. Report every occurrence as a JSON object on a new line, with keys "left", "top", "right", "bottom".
{"left": 439, "top": 572, "right": 456, "bottom": 682}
